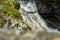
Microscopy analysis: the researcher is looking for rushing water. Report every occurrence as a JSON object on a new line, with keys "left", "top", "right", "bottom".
{"left": 18, "top": 1, "right": 59, "bottom": 33}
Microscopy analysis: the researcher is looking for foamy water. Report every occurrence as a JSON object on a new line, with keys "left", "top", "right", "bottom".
{"left": 18, "top": 1, "right": 60, "bottom": 33}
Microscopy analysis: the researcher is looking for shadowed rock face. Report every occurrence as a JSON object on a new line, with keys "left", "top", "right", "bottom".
{"left": 35, "top": 0, "right": 60, "bottom": 31}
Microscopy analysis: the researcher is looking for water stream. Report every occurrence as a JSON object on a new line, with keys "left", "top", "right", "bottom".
{"left": 18, "top": 1, "right": 59, "bottom": 33}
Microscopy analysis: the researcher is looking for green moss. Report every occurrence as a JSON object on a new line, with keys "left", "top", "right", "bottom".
{"left": 0, "top": 0, "right": 22, "bottom": 20}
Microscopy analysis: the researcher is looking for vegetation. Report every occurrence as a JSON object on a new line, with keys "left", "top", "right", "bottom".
{"left": 0, "top": 0, "right": 22, "bottom": 20}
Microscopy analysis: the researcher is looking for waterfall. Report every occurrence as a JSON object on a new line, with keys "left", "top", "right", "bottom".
{"left": 18, "top": 1, "right": 59, "bottom": 33}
